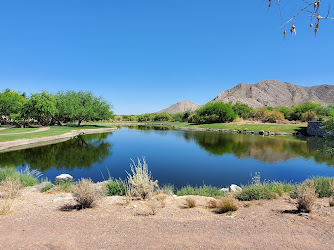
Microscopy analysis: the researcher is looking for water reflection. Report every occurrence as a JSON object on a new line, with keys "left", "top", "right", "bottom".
{"left": 0, "top": 133, "right": 112, "bottom": 171}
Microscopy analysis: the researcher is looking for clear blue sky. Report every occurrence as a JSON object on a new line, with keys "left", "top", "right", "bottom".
{"left": 0, "top": 0, "right": 333, "bottom": 114}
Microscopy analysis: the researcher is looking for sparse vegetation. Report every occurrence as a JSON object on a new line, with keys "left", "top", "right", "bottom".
{"left": 297, "top": 180, "right": 317, "bottom": 213}
{"left": 105, "top": 179, "right": 126, "bottom": 196}
{"left": 177, "top": 184, "right": 222, "bottom": 197}
{"left": 0, "top": 166, "right": 40, "bottom": 187}
{"left": 215, "top": 197, "right": 238, "bottom": 214}
{"left": 184, "top": 197, "right": 196, "bottom": 208}
{"left": 312, "top": 177, "right": 334, "bottom": 198}
{"left": 0, "top": 178, "right": 21, "bottom": 215}
{"left": 73, "top": 178, "right": 103, "bottom": 209}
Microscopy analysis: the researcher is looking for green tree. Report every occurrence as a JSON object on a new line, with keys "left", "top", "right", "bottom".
{"left": 56, "top": 90, "right": 113, "bottom": 126}
{"left": 192, "top": 102, "right": 236, "bottom": 124}
{"left": 0, "top": 89, "right": 27, "bottom": 126}
{"left": 232, "top": 102, "right": 252, "bottom": 119}
{"left": 290, "top": 102, "right": 321, "bottom": 121}
{"left": 23, "top": 91, "right": 58, "bottom": 126}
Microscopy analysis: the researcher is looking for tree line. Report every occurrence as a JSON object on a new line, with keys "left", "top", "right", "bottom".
{"left": 118, "top": 101, "right": 334, "bottom": 124}
{"left": 0, "top": 89, "right": 113, "bottom": 127}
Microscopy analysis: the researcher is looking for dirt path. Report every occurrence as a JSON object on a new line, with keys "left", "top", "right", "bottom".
{"left": 0, "top": 126, "right": 50, "bottom": 135}
{"left": 1, "top": 187, "right": 333, "bottom": 249}
{"left": 0, "top": 127, "right": 117, "bottom": 153}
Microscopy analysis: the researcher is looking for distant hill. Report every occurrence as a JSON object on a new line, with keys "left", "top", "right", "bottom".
{"left": 211, "top": 80, "right": 334, "bottom": 107}
{"left": 158, "top": 100, "right": 200, "bottom": 114}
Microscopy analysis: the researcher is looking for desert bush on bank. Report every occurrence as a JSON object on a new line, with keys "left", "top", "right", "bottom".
{"left": 73, "top": 178, "right": 103, "bottom": 209}
{"left": 184, "top": 197, "right": 196, "bottom": 208}
{"left": 297, "top": 180, "right": 316, "bottom": 213}
{"left": 105, "top": 179, "right": 126, "bottom": 196}
{"left": 235, "top": 182, "right": 294, "bottom": 201}
{"left": 126, "top": 158, "right": 158, "bottom": 199}
{"left": 177, "top": 184, "right": 222, "bottom": 197}
{"left": 0, "top": 179, "right": 21, "bottom": 215}
{"left": 312, "top": 177, "right": 334, "bottom": 198}
{"left": 215, "top": 197, "right": 238, "bottom": 214}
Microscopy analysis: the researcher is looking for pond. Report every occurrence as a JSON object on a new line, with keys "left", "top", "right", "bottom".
{"left": 1, "top": 126, "right": 334, "bottom": 188}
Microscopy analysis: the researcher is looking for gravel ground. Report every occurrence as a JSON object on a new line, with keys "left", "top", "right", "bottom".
{"left": 1, "top": 187, "right": 334, "bottom": 249}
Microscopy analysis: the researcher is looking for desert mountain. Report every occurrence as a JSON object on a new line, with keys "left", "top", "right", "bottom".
{"left": 158, "top": 100, "right": 200, "bottom": 114}
{"left": 211, "top": 80, "right": 334, "bottom": 107}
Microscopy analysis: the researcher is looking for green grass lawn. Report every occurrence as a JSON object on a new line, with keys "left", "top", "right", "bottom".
{"left": 0, "top": 127, "right": 39, "bottom": 134}
{"left": 0, "top": 125, "right": 115, "bottom": 142}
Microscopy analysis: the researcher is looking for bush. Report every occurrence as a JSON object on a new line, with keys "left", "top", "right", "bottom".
{"left": 184, "top": 197, "right": 196, "bottom": 208}
{"left": 73, "top": 178, "right": 102, "bottom": 209}
{"left": 215, "top": 197, "right": 238, "bottom": 214}
{"left": 236, "top": 182, "right": 294, "bottom": 201}
{"left": 301, "top": 111, "right": 317, "bottom": 122}
{"left": 312, "top": 177, "right": 334, "bottom": 198}
{"left": 0, "top": 167, "right": 40, "bottom": 187}
{"left": 40, "top": 182, "right": 55, "bottom": 192}
{"left": 105, "top": 179, "right": 126, "bottom": 196}
{"left": 193, "top": 102, "right": 236, "bottom": 124}
{"left": 297, "top": 180, "right": 316, "bottom": 213}
{"left": 0, "top": 178, "right": 21, "bottom": 215}
{"left": 152, "top": 112, "right": 172, "bottom": 122}
{"left": 126, "top": 158, "right": 158, "bottom": 199}
{"left": 265, "top": 110, "right": 285, "bottom": 123}
{"left": 177, "top": 184, "right": 222, "bottom": 197}
{"left": 232, "top": 102, "right": 252, "bottom": 119}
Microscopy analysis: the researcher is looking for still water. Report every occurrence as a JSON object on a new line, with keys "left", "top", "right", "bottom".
{"left": 1, "top": 126, "right": 334, "bottom": 188}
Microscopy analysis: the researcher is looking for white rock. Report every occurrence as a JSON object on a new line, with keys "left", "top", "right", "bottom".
{"left": 54, "top": 174, "right": 73, "bottom": 184}
{"left": 220, "top": 188, "right": 229, "bottom": 192}
{"left": 229, "top": 184, "right": 242, "bottom": 192}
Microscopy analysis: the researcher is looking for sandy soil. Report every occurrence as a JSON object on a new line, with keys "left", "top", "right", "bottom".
{"left": 1, "top": 187, "right": 333, "bottom": 249}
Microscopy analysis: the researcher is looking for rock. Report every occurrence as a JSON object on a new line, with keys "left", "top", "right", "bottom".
{"left": 54, "top": 174, "right": 73, "bottom": 184}
{"left": 229, "top": 184, "right": 242, "bottom": 192}
{"left": 220, "top": 188, "right": 229, "bottom": 192}
{"left": 298, "top": 212, "right": 310, "bottom": 217}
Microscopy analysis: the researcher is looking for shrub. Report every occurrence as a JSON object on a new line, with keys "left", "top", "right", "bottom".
{"left": 206, "top": 198, "right": 218, "bottom": 208}
{"left": 301, "top": 111, "right": 317, "bottom": 122}
{"left": 216, "top": 198, "right": 238, "bottom": 214}
{"left": 235, "top": 182, "right": 294, "bottom": 201}
{"left": 0, "top": 179, "right": 21, "bottom": 215}
{"left": 105, "top": 179, "right": 126, "bottom": 196}
{"left": 265, "top": 110, "right": 285, "bottom": 123}
{"left": 297, "top": 180, "right": 316, "bottom": 213}
{"left": 232, "top": 102, "right": 252, "bottom": 119}
{"left": 40, "top": 182, "right": 55, "bottom": 192}
{"left": 330, "top": 183, "right": 334, "bottom": 207}
{"left": 184, "top": 197, "right": 196, "bottom": 208}
{"left": 156, "top": 184, "right": 174, "bottom": 196}
{"left": 252, "top": 107, "right": 268, "bottom": 121}
{"left": 0, "top": 166, "right": 40, "bottom": 187}
{"left": 73, "top": 178, "right": 102, "bottom": 209}
{"left": 177, "top": 184, "right": 222, "bottom": 197}
{"left": 193, "top": 102, "right": 236, "bottom": 124}
{"left": 126, "top": 158, "right": 158, "bottom": 200}
{"left": 312, "top": 177, "right": 334, "bottom": 198}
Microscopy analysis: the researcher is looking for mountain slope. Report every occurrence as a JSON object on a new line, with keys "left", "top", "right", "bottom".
{"left": 211, "top": 80, "right": 334, "bottom": 107}
{"left": 158, "top": 100, "right": 200, "bottom": 114}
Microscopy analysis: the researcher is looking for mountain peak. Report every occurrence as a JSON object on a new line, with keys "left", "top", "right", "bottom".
{"left": 158, "top": 100, "right": 200, "bottom": 114}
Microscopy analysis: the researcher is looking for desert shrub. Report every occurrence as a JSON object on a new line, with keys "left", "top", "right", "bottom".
{"left": 206, "top": 198, "right": 218, "bottom": 208}
{"left": 236, "top": 182, "right": 294, "bottom": 201}
{"left": 276, "top": 106, "right": 292, "bottom": 120}
{"left": 184, "top": 197, "right": 196, "bottom": 208}
{"left": 215, "top": 197, "right": 238, "bottom": 214}
{"left": 251, "top": 107, "right": 268, "bottom": 121}
{"left": 156, "top": 184, "right": 174, "bottom": 196}
{"left": 126, "top": 158, "right": 158, "bottom": 200}
{"left": 152, "top": 112, "right": 172, "bottom": 122}
{"left": 312, "top": 177, "right": 334, "bottom": 198}
{"left": 73, "top": 178, "right": 102, "bottom": 209}
{"left": 232, "top": 102, "right": 252, "bottom": 119}
{"left": 290, "top": 102, "right": 321, "bottom": 121}
{"left": 265, "top": 110, "right": 285, "bottom": 123}
{"left": 0, "top": 179, "right": 21, "bottom": 215}
{"left": 105, "top": 179, "right": 126, "bottom": 196}
{"left": 193, "top": 102, "right": 236, "bottom": 124}
{"left": 331, "top": 183, "right": 334, "bottom": 207}
{"left": 40, "top": 182, "right": 55, "bottom": 192}
{"left": 297, "top": 180, "right": 316, "bottom": 213}
{"left": 301, "top": 111, "right": 317, "bottom": 122}
{"left": 177, "top": 184, "right": 222, "bottom": 197}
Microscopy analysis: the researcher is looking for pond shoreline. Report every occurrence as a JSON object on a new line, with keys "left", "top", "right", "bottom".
{"left": 113, "top": 122, "right": 298, "bottom": 137}
{"left": 0, "top": 127, "right": 117, "bottom": 153}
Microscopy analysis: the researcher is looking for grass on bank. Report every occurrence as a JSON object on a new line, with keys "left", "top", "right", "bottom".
{"left": 0, "top": 125, "right": 115, "bottom": 142}
{"left": 177, "top": 184, "right": 222, "bottom": 197}
{"left": 0, "top": 167, "right": 40, "bottom": 187}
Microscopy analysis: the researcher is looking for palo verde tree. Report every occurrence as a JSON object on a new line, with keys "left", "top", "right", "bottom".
{"left": 56, "top": 90, "right": 113, "bottom": 126}
{"left": 267, "top": 0, "right": 333, "bottom": 38}
{"left": 0, "top": 89, "right": 27, "bottom": 126}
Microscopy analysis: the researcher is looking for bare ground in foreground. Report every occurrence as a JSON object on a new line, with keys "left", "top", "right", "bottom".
{"left": 1, "top": 187, "right": 334, "bottom": 250}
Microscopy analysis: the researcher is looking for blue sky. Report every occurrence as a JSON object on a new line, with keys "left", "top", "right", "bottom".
{"left": 0, "top": 0, "right": 333, "bottom": 114}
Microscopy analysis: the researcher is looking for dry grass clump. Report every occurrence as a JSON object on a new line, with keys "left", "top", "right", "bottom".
{"left": 153, "top": 194, "right": 167, "bottom": 208}
{"left": 184, "top": 197, "right": 196, "bottom": 208}
{"left": 73, "top": 178, "right": 104, "bottom": 209}
{"left": 206, "top": 198, "right": 218, "bottom": 208}
{"left": 0, "top": 179, "right": 21, "bottom": 215}
{"left": 297, "top": 180, "right": 317, "bottom": 213}
{"left": 216, "top": 198, "right": 238, "bottom": 214}
{"left": 126, "top": 158, "right": 158, "bottom": 200}
{"left": 330, "top": 183, "right": 334, "bottom": 207}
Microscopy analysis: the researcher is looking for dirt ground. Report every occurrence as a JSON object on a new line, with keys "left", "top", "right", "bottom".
{"left": 1, "top": 187, "right": 334, "bottom": 250}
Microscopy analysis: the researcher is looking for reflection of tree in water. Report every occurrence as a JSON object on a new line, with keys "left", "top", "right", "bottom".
{"left": 0, "top": 133, "right": 112, "bottom": 171}
{"left": 126, "top": 125, "right": 171, "bottom": 136}
{"left": 183, "top": 131, "right": 334, "bottom": 166}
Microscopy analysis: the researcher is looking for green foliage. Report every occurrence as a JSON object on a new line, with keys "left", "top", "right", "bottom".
{"left": 192, "top": 102, "right": 236, "bottom": 124}
{"left": 171, "top": 112, "right": 184, "bottom": 122}
{"left": 312, "top": 177, "right": 334, "bottom": 198}
{"left": 0, "top": 89, "right": 26, "bottom": 126}
{"left": 276, "top": 106, "right": 292, "bottom": 120}
{"left": 137, "top": 113, "right": 154, "bottom": 122}
{"left": 40, "top": 182, "right": 55, "bottom": 192}
{"left": 152, "top": 112, "right": 172, "bottom": 122}
{"left": 235, "top": 182, "right": 294, "bottom": 201}
{"left": 265, "top": 110, "right": 285, "bottom": 123}
{"left": 177, "top": 184, "right": 222, "bottom": 197}
{"left": 300, "top": 111, "right": 317, "bottom": 122}
{"left": 232, "top": 102, "right": 253, "bottom": 119}
{"left": 105, "top": 179, "right": 126, "bottom": 196}
{"left": 315, "top": 104, "right": 334, "bottom": 118}
{"left": 251, "top": 107, "right": 268, "bottom": 121}
{"left": 321, "top": 119, "right": 334, "bottom": 155}
{"left": 0, "top": 167, "right": 39, "bottom": 187}
{"left": 23, "top": 91, "right": 58, "bottom": 125}
{"left": 290, "top": 102, "right": 321, "bottom": 121}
